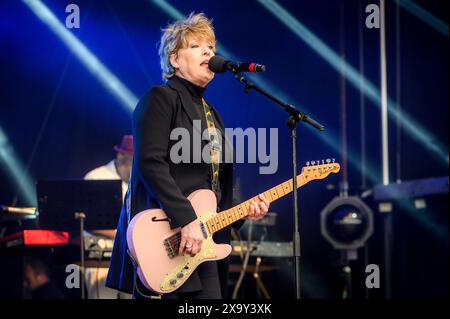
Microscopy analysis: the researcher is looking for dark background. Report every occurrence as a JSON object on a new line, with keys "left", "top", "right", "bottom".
{"left": 0, "top": 0, "right": 448, "bottom": 299}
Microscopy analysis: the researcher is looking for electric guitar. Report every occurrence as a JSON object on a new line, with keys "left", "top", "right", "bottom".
{"left": 127, "top": 160, "right": 340, "bottom": 294}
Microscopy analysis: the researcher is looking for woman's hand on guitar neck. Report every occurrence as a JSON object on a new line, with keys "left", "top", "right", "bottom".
{"left": 246, "top": 194, "right": 270, "bottom": 221}
{"left": 179, "top": 219, "right": 204, "bottom": 257}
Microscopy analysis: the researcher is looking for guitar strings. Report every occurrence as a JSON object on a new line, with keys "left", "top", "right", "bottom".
{"left": 164, "top": 205, "right": 255, "bottom": 249}
{"left": 161, "top": 169, "right": 333, "bottom": 253}
{"left": 163, "top": 192, "right": 294, "bottom": 248}
{"left": 163, "top": 195, "right": 280, "bottom": 248}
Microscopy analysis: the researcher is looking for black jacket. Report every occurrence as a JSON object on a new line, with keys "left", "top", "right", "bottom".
{"left": 106, "top": 76, "right": 241, "bottom": 296}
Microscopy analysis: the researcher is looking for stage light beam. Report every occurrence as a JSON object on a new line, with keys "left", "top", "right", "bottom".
{"left": 0, "top": 127, "right": 36, "bottom": 206}
{"left": 394, "top": 0, "right": 448, "bottom": 38}
{"left": 258, "top": 0, "right": 448, "bottom": 166}
{"left": 22, "top": 0, "right": 138, "bottom": 113}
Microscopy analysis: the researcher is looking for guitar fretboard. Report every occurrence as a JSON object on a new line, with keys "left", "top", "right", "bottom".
{"left": 206, "top": 174, "right": 307, "bottom": 234}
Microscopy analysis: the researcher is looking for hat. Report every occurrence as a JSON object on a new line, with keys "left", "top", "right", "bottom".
{"left": 114, "top": 135, "right": 133, "bottom": 155}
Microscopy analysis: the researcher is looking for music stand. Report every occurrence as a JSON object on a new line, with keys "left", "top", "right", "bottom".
{"left": 36, "top": 179, "right": 123, "bottom": 299}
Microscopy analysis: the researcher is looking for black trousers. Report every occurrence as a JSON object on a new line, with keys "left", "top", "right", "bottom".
{"left": 133, "top": 261, "right": 222, "bottom": 299}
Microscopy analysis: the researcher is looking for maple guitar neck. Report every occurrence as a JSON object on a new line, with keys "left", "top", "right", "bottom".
{"left": 205, "top": 176, "right": 302, "bottom": 235}
{"left": 205, "top": 161, "right": 340, "bottom": 235}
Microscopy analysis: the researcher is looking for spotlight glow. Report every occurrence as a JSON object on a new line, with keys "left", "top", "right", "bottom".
{"left": 395, "top": 0, "right": 448, "bottom": 37}
{"left": 0, "top": 128, "right": 36, "bottom": 206}
{"left": 258, "top": 0, "right": 448, "bottom": 165}
{"left": 22, "top": 0, "right": 138, "bottom": 112}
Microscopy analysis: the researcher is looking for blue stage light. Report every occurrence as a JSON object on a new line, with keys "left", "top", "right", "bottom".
{"left": 0, "top": 127, "right": 36, "bottom": 206}
{"left": 258, "top": 0, "right": 448, "bottom": 165}
{"left": 22, "top": 0, "right": 138, "bottom": 113}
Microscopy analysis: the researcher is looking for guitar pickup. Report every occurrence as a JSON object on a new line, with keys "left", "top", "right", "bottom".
{"left": 200, "top": 221, "right": 208, "bottom": 239}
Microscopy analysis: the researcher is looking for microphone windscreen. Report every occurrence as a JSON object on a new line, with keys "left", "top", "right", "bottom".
{"left": 208, "top": 56, "right": 227, "bottom": 73}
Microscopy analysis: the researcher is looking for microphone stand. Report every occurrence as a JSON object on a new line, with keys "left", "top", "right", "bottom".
{"left": 232, "top": 72, "right": 324, "bottom": 299}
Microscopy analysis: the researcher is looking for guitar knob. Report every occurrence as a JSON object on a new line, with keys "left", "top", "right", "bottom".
{"left": 177, "top": 272, "right": 184, "bottom": 279}
{"left": 170, "top": 279, "right": 177, "bottom": 286}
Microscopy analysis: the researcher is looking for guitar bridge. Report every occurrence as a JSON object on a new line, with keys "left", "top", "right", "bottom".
{"left": 163, "top": 235, "right": 179, "bottom": 259}
{"left": 163, "top": 222, "right": 208, "bottom": 259}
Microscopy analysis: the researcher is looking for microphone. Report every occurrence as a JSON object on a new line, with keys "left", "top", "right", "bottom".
{"left": 208, "top": 55, "right": 266, "bottom": 74}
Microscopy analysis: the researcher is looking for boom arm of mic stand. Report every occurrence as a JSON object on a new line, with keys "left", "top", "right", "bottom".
{"left": 234, "top": 73, "right": 325, "bottom": 131}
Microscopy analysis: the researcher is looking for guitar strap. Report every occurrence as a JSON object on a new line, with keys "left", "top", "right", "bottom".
{"left": 201, "top": 98, "right": 221, "bottom": 195}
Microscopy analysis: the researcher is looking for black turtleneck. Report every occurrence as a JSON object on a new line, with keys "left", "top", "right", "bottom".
{"left": 173, "top": 75, "right": 207, "bottom": 104}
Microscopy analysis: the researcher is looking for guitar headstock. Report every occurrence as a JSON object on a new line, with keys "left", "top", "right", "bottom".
{"left": 301, "top": 158, "right": 341, "bottom": 181}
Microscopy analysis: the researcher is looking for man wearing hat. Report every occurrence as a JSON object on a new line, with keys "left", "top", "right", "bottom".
{"left": 84, "top": 134, "right": 133, "bottom": 197}
{"left": 82, "top": 135, "right": 133, "bottom": 299}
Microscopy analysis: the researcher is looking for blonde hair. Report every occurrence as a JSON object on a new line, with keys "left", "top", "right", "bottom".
{"left": 158, "top": 12, "right": 216, "bottom": 81}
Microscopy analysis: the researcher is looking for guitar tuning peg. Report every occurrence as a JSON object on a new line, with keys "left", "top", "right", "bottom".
{"left": 332, "top": 158, "right": 335, "bottom": 163}
{"left": 305, "top": 161, "right": 310, "bottom": 166}
{"left": 321, "top": 159, "right": 325, "bottom": 164}
{"left": 317, "top": 160, "right": 320, "bottom": 166}
{"left": 326, "top": 158, "right": 331, "bottom": 163}
{"left": 311, "top": 161, "right": 315, "bottom": 165}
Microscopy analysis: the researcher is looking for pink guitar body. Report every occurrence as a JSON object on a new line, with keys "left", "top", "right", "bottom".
{"left": 126, "top": 189, "right": 231, "bottom": 294}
